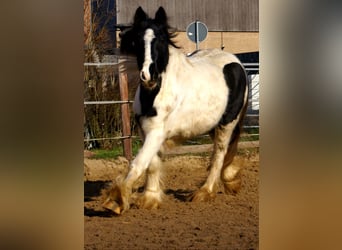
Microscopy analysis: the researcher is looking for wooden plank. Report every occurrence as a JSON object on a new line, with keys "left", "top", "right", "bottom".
{"left": 119, "top": 65, "right": 133, "bottom": 161}
{"left": 117, "top": 0, "right": 259, "bottom": 31}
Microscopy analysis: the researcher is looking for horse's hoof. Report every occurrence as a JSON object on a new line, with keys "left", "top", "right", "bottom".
{"left": 223, "top": 178, "right": 241, "bottom": 195}
{"left": 190, "top": 188, "right": 215, "bottom": 202}
{"left": 137, "top": 191, "right": 162, "bottom": 209}
{"left": 138, "top": 197, "right": 160, "bottom": 209}
{"left": 102, "top": 198, "right": 122, "bottom": 214}
{"left": 101, "top": 184, "right": 130, "bottom": 215}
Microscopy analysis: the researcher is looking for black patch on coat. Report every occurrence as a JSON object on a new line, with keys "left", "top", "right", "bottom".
{"left": 138, "top": 77, "right": 162, "bottom": 118}
{"left": 220, "top": 62, "right": 248, "bottom": 125}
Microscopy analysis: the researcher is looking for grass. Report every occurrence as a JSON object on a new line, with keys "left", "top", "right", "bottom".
{"left": 92, "top": 148, "right": 122, "bottom": 159}
{"left": 87, "top": 129, "right": 259, "bottom": 160}
{"left": 91, "top": 139, "right": 142, "bottom": 159}
{"left": 90, "top": 144, "right": 258, "bottom": 160}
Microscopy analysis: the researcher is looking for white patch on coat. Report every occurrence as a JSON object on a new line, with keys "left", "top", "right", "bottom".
{"left": 140, "top": 28, "right": 155, "bottom": 82}
{"left": 153, "top": 48, "right": 241, "bottom": 139}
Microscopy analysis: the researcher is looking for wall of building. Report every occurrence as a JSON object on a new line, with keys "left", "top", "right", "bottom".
{"left": 116, "top": 0, "right": 259, "bottom": 31}
{"left": 115, "top": 0, "right": 259, "bottom": 54}
{"left": 175, "top": 31, "right": 259, "bottom": 54}
{"left": 115, "top": 31, "right": 258, "bottom": 55}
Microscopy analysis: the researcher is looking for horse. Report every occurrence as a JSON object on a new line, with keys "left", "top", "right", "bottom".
{"left": 102, "top": 6, "right": 249, "bottom": 214}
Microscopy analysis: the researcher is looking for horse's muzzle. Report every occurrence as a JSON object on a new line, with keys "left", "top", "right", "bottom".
{"left": 140, "top": 70, "right": 150, "bottom": 82}
{"left": 141, "top": 80, "right": 157, "bottom": 89}
{"left": 140, "top": 71, "right": 157, "bottom": 89}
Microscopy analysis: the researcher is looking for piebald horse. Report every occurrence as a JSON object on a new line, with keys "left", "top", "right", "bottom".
{"left": 103, "top": 7, "right": 249, "bottom": 214}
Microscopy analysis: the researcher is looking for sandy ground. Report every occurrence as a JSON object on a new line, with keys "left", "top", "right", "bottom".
{"left": 84, "top": 149, "right": 259, "bottom": 249}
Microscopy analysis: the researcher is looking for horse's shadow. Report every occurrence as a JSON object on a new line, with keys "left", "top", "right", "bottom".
{"left": 165, "top": 188, "right": 195, "bottom": 202}
{"left": 84, "top": 180, "right": 111, "bottom": 201}
{"left": 84, "top": 180, "right": 196, "bottom": 217}
{"left": 84, "top": 207, "right": 115, "bottom": 217}
{"left": 84, "top": 180, "right": 118, "bottom": 217}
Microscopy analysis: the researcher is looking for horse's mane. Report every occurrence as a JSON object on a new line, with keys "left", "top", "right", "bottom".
{"left": 167, "top": 28, "right": 180, "bottom": 49}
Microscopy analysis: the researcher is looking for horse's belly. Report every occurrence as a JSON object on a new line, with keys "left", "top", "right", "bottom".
{"left": 165, "top": 91, "right": 227, "bottom": 139}
{"left": 168, "top": 115, "right": 220, "bottom": 138}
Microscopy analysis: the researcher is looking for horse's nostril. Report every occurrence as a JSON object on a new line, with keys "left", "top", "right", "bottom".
{"left": 140, "top": 71, "right": 146, "bottom": 81}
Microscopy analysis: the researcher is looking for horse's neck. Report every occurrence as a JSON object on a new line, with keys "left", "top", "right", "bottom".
{"left": 167, "top": 46, "right": 190, "bottom": 70}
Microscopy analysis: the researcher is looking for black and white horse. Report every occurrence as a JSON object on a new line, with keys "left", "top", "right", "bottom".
{"left": 103, "top": 7, "right": 249, "bottom": 214}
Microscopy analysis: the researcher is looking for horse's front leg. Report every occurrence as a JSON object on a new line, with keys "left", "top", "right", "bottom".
{"left": 103, "top": 126, "right": 165, "bottom": 214}
{"left": 137, "top": 154, "right": 163, "bottom": 209}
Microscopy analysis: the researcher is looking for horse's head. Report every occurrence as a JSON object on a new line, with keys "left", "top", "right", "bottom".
{"left": 120, "top": 7, "right": 177, "bottom": 88}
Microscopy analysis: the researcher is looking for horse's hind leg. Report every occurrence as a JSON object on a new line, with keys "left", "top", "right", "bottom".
{"left": 191, "top": 122, "right": 237, "bottom": 202}
{"left": 192, "top": 62, "right": 248, "bottom": 201}
{"left": 138, "top": 154, "right": 164, "bottom": 209}
{"left": 220, "top": 124, "right": 243, "bottom": 194}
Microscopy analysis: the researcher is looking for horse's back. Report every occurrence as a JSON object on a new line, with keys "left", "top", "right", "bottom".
{"left": 163, "top": 49, "right": 247, "bottom": 137}
{"left": 187, "top": 49, "right": 241, "bottom": 69}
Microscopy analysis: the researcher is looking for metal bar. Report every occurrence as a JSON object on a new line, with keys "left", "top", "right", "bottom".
{"left": 84, "top": 136, "right": 133, "bottom": 142}
{"left": 83, "top": 62, "right": 259, "bottom": 67}
{"left": 242, "top": 133, "right": 259, "bottom": 137}
{"left": 242, "top": 63, "right": 259, "bottom": 66}
{"left": 243, "top": 125, "right": 259, "bottom": 129}
{"left": 84, "top": 100, "right": 133, "bottom": 105}
{"left": 195, "top": 20, "right": 199, "bottom": 50}
{"left": 83, "top": 131, "right": 259, "bottom": 142}
{"left": 84, "top": 62, "right": 120, "bottom": 66}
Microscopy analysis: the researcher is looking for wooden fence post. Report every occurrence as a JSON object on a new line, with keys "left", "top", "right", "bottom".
{"left": 118, "top": 63, "right": 132, "bottom": 161}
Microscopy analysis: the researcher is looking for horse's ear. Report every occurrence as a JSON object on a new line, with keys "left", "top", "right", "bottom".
{"left": 155, "top": 7, "right": 167, "bottom": 26}
{"left": 134, "top": 6, "right": 148, "bottom": 26}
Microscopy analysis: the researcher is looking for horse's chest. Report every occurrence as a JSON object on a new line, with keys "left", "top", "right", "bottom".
{"left": 133, "top": 84, "right": 161, "bottom": 118}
